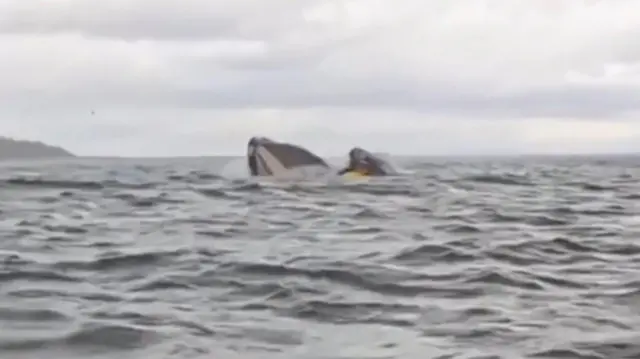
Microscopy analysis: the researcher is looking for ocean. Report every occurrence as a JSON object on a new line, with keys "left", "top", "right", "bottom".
{"left": 0, "top": 155, "right": 638, "bottom": 359}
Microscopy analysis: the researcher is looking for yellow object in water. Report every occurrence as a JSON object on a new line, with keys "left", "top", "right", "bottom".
{"left": 342, "top": 171, "right": 369, "bottom": 179}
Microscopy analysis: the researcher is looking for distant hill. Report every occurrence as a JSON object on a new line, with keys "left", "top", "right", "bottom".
{"left": 0, "top": 137, "right": 75, "bottom": 160}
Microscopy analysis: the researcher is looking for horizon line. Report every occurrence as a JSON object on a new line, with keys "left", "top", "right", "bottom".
{"left": 69, "top": 151, "right": 640, "bottom": 159}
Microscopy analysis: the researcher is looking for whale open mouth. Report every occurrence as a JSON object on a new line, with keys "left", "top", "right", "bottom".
{"left": 246, "top": 136, "right": 329, "bottom": 176}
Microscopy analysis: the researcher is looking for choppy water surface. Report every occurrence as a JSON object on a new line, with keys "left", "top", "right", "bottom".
{"left": 0, "top": 155, "right": 639, "bottom": 359}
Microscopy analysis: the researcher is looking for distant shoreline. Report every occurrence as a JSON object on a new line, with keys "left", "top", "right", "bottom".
{"left": 0, "top": 137, "right": 75, "bottom": 160}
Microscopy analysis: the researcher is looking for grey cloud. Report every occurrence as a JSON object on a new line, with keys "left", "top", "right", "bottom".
{"left": 2, "top": 0, "right": 640, "bottom": 123}
{"left": 0, "top": 0, "right": 325, "bottom": 41}
{"left": 3, "top": 65, "right": 639, "bottom": 120}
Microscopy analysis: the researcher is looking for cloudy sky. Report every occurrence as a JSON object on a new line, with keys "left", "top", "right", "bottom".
{"left": 1, "top": 0, "right": 639, "bottom": 157}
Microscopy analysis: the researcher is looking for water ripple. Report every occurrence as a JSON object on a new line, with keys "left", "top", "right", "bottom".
{"left": 0, "top": 156, "right": 639, "bottom": 359}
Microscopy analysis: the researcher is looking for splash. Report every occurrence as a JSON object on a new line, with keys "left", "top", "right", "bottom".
{"left": 219, "top": 157, "right": 249, "bottom": 179}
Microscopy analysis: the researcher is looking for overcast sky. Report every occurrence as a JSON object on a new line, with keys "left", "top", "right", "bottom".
{"left": 1, "top": 0, "right": 639, "bottom": 156}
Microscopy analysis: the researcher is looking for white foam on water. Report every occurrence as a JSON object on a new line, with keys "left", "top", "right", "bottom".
{"left": 219, "top": 157, "right": 250, "bottom": 179}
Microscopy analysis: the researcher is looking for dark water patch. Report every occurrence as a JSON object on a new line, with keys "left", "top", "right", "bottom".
{"left": 618, "top": 193, "right": 640, "bottom": 200}
{"left": 433, "top": 223, "right": 483, "bottom": 234}
{"left": 551, "top": 237, "right": 598, "bottom": 253}
{"left": 2, "top": 177, "right": 159, "bottom": 191}
{"left": 526, "top": 270, "right": 589, "bottom": 290}
{"left": 194, "top": 187, "right": 234, "bottom": 199}
{"left": 217, "top": 260, "right": 476, "bottom": 298}
{"left": 2, "top": 178, "right": 105, "bottom": 190}
{"left": 530, "top": 336, "right": 640, "bottom": 359}
{"left": 42, "top": 224, "right": 88, "bottom": 234}
{"left": 54, "top": 249, "right": 189, "bottom": 272}
{"left": 109, "top": 191, "right": 188, "bottom": 208}
{"left": 565, "top": 181, "right": 617, "bottom": 192}
{"left": 551, "top": 206, "right": 630, "bottom": 217}
{"left": 464, "top": 269, "right": 544, "bottom": 291}
{"left": 391, "top": 243, "right": 478, "bottom": 264}
{"left": 166, "top": 170, "right": 222, "bottom": 183}
{"left": 0, "top": 307, "right": 70, "bottom": 322}
{"left": 487, "top": 245, "right": 548, "bottom": 266}
{"left": 352, "top": 208, "right": 390, "bottom": 219}
{"left": 64, "top": 322, "right": 160, "bottom": 350}
{"left": 0, "top": 269, "right": 82, "bottom": 283}
{"left": 287, "top": 299, "right": 419, "bottom": 327}
{"left": 526, "top": 215, "right": 572, "bottom": 226}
